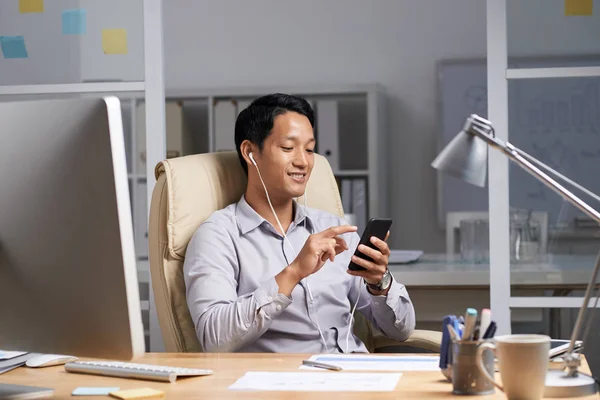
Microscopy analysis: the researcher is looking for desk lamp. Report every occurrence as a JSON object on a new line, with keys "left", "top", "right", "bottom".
{"left": 432, "top": 114, "right": 600, "bottom": 397}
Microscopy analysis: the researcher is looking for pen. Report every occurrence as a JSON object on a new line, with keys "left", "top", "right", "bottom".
{"left": 480, "top": 309, "right": 492, "bottom": 337}
{"left": 462, "top": 308, "right": 478, "bottom": 340}
{"left": 482, "top": 321, "right": 497, "bottom": 339}
{"left": 302, "top": 360, "right": 343, "bottom": 371}
{"left": 447, "top": 324, "right": 461, "bottom": 342}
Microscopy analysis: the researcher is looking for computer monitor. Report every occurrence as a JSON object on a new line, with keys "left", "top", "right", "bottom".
{"left": 0, "top": 97, "right": 145, "bottom": 360}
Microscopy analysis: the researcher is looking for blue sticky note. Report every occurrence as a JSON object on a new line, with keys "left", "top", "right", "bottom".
{"left": 62, "top": 9, "right": 86, "bottom": 35}
{"left": 72, "top": 387, "right": 120, "bottom": 396}
{"left": 0, "top": 36, "right": 28, "bottom": 59}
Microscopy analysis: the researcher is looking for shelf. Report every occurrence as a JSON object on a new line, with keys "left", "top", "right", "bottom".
{"left": 137, "top": 269, "right": 150, "bottom": 284}
{"left": 165, "top": 83, "right": 384, "bottom": 100}
{"left": 332, "top": 169, "right": 369, "bottom": 177}
{"left": 128, "top": 173, "right": 147, "bottom": 180}
{"left": 506, "top": 66, "right": 600, "bottom": 80}
{"left": 0, "top": 82, "right": 145, "bottom": 96}
{"left": 140, "top": 300, "right": 150, "bottom": 311}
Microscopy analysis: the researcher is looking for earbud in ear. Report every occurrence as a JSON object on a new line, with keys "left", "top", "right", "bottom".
{"left": 249, "top": 152, "right": 257, "bottom": 166}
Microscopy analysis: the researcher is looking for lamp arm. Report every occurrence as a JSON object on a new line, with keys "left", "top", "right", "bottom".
{"left": 512, "top": 147, "right": 600, "bottom": 205}
{"left": 469, "top": 125, "right": 600, "bottom": 375}
{"left": 468, "top": 126, "right": 600, "bottom": 224}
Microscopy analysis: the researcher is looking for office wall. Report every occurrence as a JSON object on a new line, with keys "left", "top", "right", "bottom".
{"left": 164, "top": 0, "right": 600, "bottom": 251}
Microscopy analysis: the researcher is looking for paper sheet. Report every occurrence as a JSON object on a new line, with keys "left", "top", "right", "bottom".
{"left": 300, "top": 355, "right": 440, "bottom": 371}
{"left": 0, "top": 36, "right": 29, "bottom": 59}
{"left": 0, "top": 351, "right": 27, "bottom": 361}
{"left": 388, "top": 250, "right": 423, "bottom": 264}
{"left": 229, "top": 371, "right": 402, "bottom": 392}
{"left": 565, "top": 0, "right": 593, "bottom": 15}
{"left": 19, "top": 0, "right": 44, "bottom": 13}
{"left": 62, "top": 9, "right": 87, "bottom": 35}
{"left": 102, "top": 29, "right": 128, "bottom": 54}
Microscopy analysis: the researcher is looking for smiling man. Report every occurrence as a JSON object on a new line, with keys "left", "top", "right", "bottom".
{"left": 183, "top": 93, "right": 415, "bottom": 353}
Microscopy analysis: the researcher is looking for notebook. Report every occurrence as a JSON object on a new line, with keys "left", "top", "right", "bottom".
{"left": 0, "top": 384, "right": 54, "bottom": 400}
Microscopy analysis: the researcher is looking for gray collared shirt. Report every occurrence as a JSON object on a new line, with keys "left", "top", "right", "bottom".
{"left": 183, "top": 195, "right": 415, "bottom": 353}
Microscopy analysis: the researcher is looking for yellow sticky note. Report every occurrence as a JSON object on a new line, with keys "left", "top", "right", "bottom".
{"left": 102, "top": 29, "right": 128, "bottom": 54}
{"left": 565, "top": 0, "right": 593, "bottom": 15}
{"left": 19, "top": 0, "right": 44, "bottom": 13}
{"left": 109, "top": 388, "right": 164, "bottom": 400}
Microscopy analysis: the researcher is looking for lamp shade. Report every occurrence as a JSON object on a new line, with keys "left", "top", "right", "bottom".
{"left": 431, "top": 128, "right": 488, "bottom": 187}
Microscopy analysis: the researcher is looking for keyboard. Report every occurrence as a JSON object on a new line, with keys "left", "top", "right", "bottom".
{"left": 64, "top": 360, "right": 213, "bottom": 383}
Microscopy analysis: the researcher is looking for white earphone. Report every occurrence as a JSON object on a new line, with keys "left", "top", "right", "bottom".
{"left": 247, "top": 149, "right": 358, "bottom": 353}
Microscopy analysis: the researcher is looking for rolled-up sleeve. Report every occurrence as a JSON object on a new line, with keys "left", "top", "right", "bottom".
{"left": 183, "top": 222, "right": 292, "bottom": 352}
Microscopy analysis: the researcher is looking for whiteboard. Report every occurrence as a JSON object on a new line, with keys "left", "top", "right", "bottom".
{"left": 437, "top": 58, "right": 600, "bottom": 227}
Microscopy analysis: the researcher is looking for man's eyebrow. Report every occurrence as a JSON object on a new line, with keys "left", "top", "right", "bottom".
{"left": 284, "top": 135, "right": 316, "bottom": 143}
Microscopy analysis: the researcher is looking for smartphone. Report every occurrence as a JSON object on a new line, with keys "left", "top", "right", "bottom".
{"left": 348, "top": 217, "right": 393, "bottom": 271}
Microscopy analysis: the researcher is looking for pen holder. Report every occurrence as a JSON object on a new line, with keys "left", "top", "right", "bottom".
{"left": 450, "top": 340, "right": 495, "bottom": 396}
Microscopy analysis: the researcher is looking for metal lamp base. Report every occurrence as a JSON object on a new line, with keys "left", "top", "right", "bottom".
{"left": 544, "top": 369, "right": 598, "bottom": 398}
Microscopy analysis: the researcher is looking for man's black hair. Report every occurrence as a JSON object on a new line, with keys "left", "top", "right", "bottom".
{"left": 234, "top": 93, "right": 315, "bottom": 174}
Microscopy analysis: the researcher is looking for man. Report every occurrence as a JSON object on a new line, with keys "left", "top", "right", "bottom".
{"left": 183, "top": 93, "right": 415, "bottom": 353}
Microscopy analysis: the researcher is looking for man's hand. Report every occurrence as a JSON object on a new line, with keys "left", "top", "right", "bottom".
{"left": 347, "top": 231, "right": 391, "bottom": 294}
{"left": 276, "top": 225, "right": 357, "bottom": 296}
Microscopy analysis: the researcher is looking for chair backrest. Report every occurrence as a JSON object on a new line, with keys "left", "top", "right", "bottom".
{"left": 148, "top": 151, "right": 372, "bottom": 352}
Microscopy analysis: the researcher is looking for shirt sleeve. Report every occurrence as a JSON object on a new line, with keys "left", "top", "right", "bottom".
{"left": 183, "top": 221, "right": 292, "bottom": 352}
{"left": 346, "top": 232, "right": 416, "bottom": 342}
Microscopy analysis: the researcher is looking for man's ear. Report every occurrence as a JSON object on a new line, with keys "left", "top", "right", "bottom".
{"left": 240, "top": 140, "right": 254, "bottom": 167}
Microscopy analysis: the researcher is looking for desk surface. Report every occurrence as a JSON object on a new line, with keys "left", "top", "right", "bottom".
{"left": 2, "top": 353, "right": 598, "bottom": 399}
{"left": 390, "top": 253, "right": 597, "bottom": 288}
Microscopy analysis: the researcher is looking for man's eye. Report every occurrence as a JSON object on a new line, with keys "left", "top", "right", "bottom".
{"left": 306, "top": 149, "right": 314, "bottom": 153}
{"left": 281, "top": 147, "right": 293, "bottom": 151}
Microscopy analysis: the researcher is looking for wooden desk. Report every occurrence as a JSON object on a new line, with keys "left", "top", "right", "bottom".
{"left": 2, "top": 353, "right": 598, "bottom": 399}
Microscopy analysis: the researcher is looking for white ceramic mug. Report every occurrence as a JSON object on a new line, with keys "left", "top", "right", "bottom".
{"left": 476, "top": 334, "right": 550, "bottom": 400}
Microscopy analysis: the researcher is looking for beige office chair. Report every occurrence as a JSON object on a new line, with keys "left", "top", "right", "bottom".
{"left": 148, "top": 151, "right": 441, "bottom": 353}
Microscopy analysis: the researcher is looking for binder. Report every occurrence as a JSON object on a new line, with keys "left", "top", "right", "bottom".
{"left": 316, "top": 100, "right": 339, "bottom": 171}
{"left": 352, "top": 178, "right": 367, "bottom": 235}
{"left": 236, "top": 99, "right": 252, "bottom": 116}
{"left": 214, "top": 99, "right": 237, "bottom": 152}
{"left": 136, "top": 101, "right": 190, "bottom": 172}
{"left": 341, "top": 179, "right": 353, "bottom": 214}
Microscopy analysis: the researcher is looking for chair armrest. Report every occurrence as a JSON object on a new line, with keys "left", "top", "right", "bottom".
{"left": 373, "top": 329, "right": 442, "bottom": 353}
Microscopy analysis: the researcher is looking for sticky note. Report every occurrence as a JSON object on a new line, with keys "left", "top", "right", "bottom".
{"left": 102, "top": 29, "right": 128, "bottom": 54}
{"left": 62, "top": 9, "right": 87, "bottom": 35}
{"left": 19, "top": 0, "right": 44, "bottom": 13}
{"left": 109, "top": 388, "right": 164, "bottom": 399}
{"left": 0, "top": 36, "right": 29, "bottom": 59}
{"left": 72, "top": 387, "right": 120, "bottom": 396}
{"left": 565, "top": 0, "right": 593, "bottom": 15}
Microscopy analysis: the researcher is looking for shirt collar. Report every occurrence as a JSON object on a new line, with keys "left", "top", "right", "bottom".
{"left": 235, "top": 195, "right": 314, "bottom": 235}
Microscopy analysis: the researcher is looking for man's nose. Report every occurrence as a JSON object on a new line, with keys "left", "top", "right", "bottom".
{"left": 293, "top": 151, "right": 308, "bottom": 167}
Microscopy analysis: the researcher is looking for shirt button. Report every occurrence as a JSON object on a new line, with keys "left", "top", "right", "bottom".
{"left": 374, "top": 301, "right": 379, "bottom": 306}
{"left": 276, "top": 305, "right": 282, "bottom": 311}
{"left": 395, "top": 320, "right": 401, "bottom": 325}
{"left": 267, "top": 296, "right": 273, "bottom": 302}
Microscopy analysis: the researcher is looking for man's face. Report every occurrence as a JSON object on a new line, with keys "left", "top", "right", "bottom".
{"left": 255, "top": 111, "right": 315, "bottom": 200}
